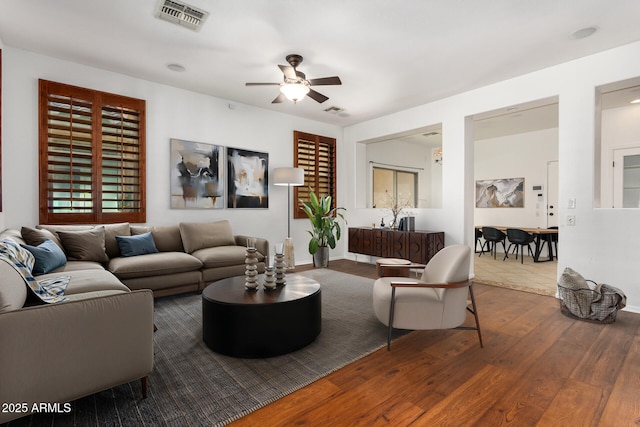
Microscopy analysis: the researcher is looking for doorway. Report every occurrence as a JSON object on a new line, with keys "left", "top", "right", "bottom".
{"left": 472, "top": 98, "right": 559, "bottom": 295}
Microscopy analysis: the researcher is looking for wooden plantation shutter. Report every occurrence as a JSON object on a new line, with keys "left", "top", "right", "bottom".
{"left": 39, "top": 80, "right": 146, "bottom": 224}
{"left": 100, "top": 95, "right": 145, "bottom": 221}
{"left": 293, "top": 130, "right": 337, "bottom": 219}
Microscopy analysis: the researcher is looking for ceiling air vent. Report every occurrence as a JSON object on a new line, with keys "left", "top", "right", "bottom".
{"left": 324, "top": 106, "right": 345, "bottom": 114}
{"left": 155, "top": 0, "right": 209, "bottom": 31}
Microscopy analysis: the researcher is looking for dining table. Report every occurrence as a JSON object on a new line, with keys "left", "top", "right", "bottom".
{"left": 476, "top": 226, "right": 558, "bottom": 262}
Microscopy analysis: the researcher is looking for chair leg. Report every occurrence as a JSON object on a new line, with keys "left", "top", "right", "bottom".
{"left": 387, "top": 287, "right": 397, "bottom": 351}
{"left": 503, "top": 243, "right": 512, "bottom": 261}
{"left": 468, "top": 285, "right": 483, "bottom": 348}
{"left": 141, "top": 377, "right": 148, "bottom": 399}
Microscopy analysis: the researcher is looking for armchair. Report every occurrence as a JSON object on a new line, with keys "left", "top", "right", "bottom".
{"left": 373, "top": 244, "right": 482, "bottom": 350}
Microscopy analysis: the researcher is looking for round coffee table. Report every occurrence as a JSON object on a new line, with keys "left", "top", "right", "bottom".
{"left": 202, "top": 274, "right": 321, "bottom": 357}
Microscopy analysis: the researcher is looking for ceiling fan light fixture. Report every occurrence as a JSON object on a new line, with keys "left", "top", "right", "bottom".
{"left": 280, "top": 81, "right": 310, "bottom": 103}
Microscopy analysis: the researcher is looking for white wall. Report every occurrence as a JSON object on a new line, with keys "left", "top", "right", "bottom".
{"left": 344, "top": 40, "right": 640, "bottom": 312}
{"left": 474, "top": 128, "right": 558, "bottom": 228}
{"left": 1, "top": 47, "right": 343, "bottom": 266}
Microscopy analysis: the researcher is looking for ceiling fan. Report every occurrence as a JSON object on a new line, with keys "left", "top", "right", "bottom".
{"left": 246, "top": 54, "right": 342, "bottom": 104}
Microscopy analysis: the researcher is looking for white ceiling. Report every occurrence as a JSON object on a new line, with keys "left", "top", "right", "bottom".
{"left": 2, "top": 0, "right": 640, "bottom": 127}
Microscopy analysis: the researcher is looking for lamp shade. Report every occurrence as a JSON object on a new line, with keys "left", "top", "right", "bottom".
{"left": 273, "top": 167, "right": 305, "bottom": 186}
{"left": 280, "top": 83, "right": 310, "bottom": 103}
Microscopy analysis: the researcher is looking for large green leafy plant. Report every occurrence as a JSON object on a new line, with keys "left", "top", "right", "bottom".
{"left": 300, "top": 191, "right": 346, "bottom": 255}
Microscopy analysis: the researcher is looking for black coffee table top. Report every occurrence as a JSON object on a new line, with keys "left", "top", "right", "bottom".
{"left": 202, "top": 274, "right": 321, "bottom": 305}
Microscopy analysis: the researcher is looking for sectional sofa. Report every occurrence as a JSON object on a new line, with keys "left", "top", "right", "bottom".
{"left": 0, "top": 220, "right": 267, "bottom": 423}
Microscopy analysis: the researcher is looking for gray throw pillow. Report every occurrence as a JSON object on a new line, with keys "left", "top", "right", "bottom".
{"left": 21, "top": 226, "right": 65, "bottom": 252}
{"left": 104, "top": 223, "right": 131, "bottom": 258}
{"left": 57, "top": 226, "right": 109, "bottom": 263}
{"left": 131, "top": 225, "right": 184, "bottom": 252}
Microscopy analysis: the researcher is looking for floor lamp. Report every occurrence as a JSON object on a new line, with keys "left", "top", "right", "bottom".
{"left": 273, "top": 167, "right": 305, "bottom": 269}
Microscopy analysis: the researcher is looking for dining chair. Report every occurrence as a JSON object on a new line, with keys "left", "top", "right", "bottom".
{"left": 480, "top": 226, "right": 506, "bottom": 259}
{"left": 505, "top": 228, "right": 535, "bottom": 263}
{"left": 475, "top": 228, "right": 489, "bottom": 254}
{"left": 373, "top": 244, "right": 482, "bottom": 350}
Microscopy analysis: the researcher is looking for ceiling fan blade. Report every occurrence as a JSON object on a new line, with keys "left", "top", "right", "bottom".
{"left": 278, "top": 64, "right": 297, "bottom": 80}
{"left": 245, "top": 82, "right": 281, "bottom": 86}
{"left": 308, "top": 76, "right": 342, "bottom": 86}
{"left": 272, "top": 93, "right": 286, "bottom": 104}
{"left": 307, "top": 89, "right": 329, "bottom": 103}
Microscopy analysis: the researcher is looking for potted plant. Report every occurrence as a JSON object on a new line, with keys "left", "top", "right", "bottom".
{"left": 300, "top": 190, "right": 346, "bottom": 267}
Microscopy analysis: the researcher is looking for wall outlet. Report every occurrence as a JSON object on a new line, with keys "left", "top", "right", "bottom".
{"left": 567, "top": 215, "right": 576, "bottom": 226}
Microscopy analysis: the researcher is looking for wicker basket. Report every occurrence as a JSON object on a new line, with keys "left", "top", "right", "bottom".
{"left": 557, "top": 282, "right": 618, "bottom": 324}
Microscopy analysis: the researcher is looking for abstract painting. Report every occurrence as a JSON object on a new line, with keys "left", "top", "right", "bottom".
{"left": 170, "top": 139, "right": 224, "bottom": 209}
{"left": 476, "top": 177, "right": 524, "bottom": 208}
{"left": 226, "top": 147, "right": 269, "bottom": 208}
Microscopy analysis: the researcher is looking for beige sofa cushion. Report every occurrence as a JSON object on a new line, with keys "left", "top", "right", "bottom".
{"left": 104, "top": 223, "right": 131, "bottom": 258}
{"left": 57, "top": 227, "right": 109, "bottom": 263}
{"left": 37, "top": 269, "right": 130, "bottom": 295}
{"left": 0, "top": 259, "right": 28, "bottom": 313}
{"left": 108, "top": 252, "right": 203, "bottom": 279}
{"left": 192, "top": 245, "right": 263, "bottom": 269}
{"left": 49, "top": 260, "right": 106, "bottom": 273}
{"left": 131, "top": 225, "right": 184, "bottom": 252}
{"left": 0, "top": 229, "right": 26, "bottom": 246}
{"left": 179, "top": 220, "right": 236, "bottom": 253}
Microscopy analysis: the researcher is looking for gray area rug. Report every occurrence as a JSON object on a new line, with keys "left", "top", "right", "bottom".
{"left": 5, "top": 269, "right": 406, "bottom": 427}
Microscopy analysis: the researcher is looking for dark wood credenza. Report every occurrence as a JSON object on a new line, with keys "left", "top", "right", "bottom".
{"left": 348, "top": 227, "right": 445, "bottom": 264}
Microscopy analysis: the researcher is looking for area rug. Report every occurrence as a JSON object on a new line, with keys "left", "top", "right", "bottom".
{"left": 6, "top": 269, "right": 405, "bottom": 427}
{"left": 473, "top": 277, "right": 557, "bottom": 297}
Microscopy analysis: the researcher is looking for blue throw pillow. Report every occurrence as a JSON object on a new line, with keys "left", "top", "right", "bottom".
{"left": 116, "top": 232, "right": 159, "bottom": 257}
{"left": 20, "top": 239, "right": 67, "bottom": 275}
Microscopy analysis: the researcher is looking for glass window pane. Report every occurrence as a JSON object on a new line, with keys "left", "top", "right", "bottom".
{"left": 373, "top": 168, "right": 394, "bottom": 208}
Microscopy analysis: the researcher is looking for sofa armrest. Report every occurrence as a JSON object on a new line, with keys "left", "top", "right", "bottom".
{"left": 235, "top": 235, "right": 269, "bottom": 260}
{"left": 0, "top": 290, "right": 154, "bottom": 422}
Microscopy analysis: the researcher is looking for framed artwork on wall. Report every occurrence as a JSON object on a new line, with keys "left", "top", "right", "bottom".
{"left": 475, "top": 177, "right": 524, "bottom": 208}
{"left": 170, "top": 139, "right": 224, "bottom": 209}
{"left": 226, "top": 147, "right": 269, "bottom": 208}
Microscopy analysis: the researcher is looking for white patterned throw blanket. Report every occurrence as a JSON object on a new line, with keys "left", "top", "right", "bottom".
{"left": 0, "top": 239, "right": 70, "bottom": 303}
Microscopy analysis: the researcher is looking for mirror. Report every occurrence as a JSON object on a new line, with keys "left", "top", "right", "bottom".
{"left": 355, "top": 124, "right": 443, "bottom": 209}
{"left": 596, "top": 77, "right": 640, "bottom": 208}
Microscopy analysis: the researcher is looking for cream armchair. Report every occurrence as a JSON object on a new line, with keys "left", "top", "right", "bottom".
{"left": 373, "top": 244, "right": 483, "bottom": 350}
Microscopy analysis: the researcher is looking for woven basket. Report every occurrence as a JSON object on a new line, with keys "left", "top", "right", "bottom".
{"left": 557, "top": 283, "right": 618, "bottom": 324}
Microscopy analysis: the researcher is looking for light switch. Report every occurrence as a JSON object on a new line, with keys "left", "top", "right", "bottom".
{"left": 567, "top": 215, "right": 576, "bottom": 226}
{"left": 568, "top": 198, "right": 576, "bottom": 209}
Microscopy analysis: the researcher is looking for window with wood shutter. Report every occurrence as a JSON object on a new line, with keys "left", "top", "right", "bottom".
{"left": 293, "top": 130, "right": 337, "bottom": 219}
{"left": 39, "top": 80, "right": 146, "bottom": 224}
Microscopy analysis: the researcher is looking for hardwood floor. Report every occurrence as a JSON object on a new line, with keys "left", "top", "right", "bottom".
{"left": 231, "top": 260, "right": 640, "bottom": 426}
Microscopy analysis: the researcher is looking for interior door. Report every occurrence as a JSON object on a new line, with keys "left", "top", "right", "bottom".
{"left": 613, "top": 147, "right": 640, "bottom": 208}
{"left": 546, "top": 161, "right": 558, "bottom": 227}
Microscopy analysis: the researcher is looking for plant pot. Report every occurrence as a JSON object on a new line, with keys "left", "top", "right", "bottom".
{"left": 313, "top": 246, "right": 330, "bottom": 268}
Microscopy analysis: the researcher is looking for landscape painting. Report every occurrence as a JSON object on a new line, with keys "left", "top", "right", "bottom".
{"left": 226, "top": 148, "right": 269, "bottom": 208}
{"left": 170, "top": 139, "right": 224, "bottom": 209}
{"left": 476, "top": 177, "right": 524, "bottom": 208}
